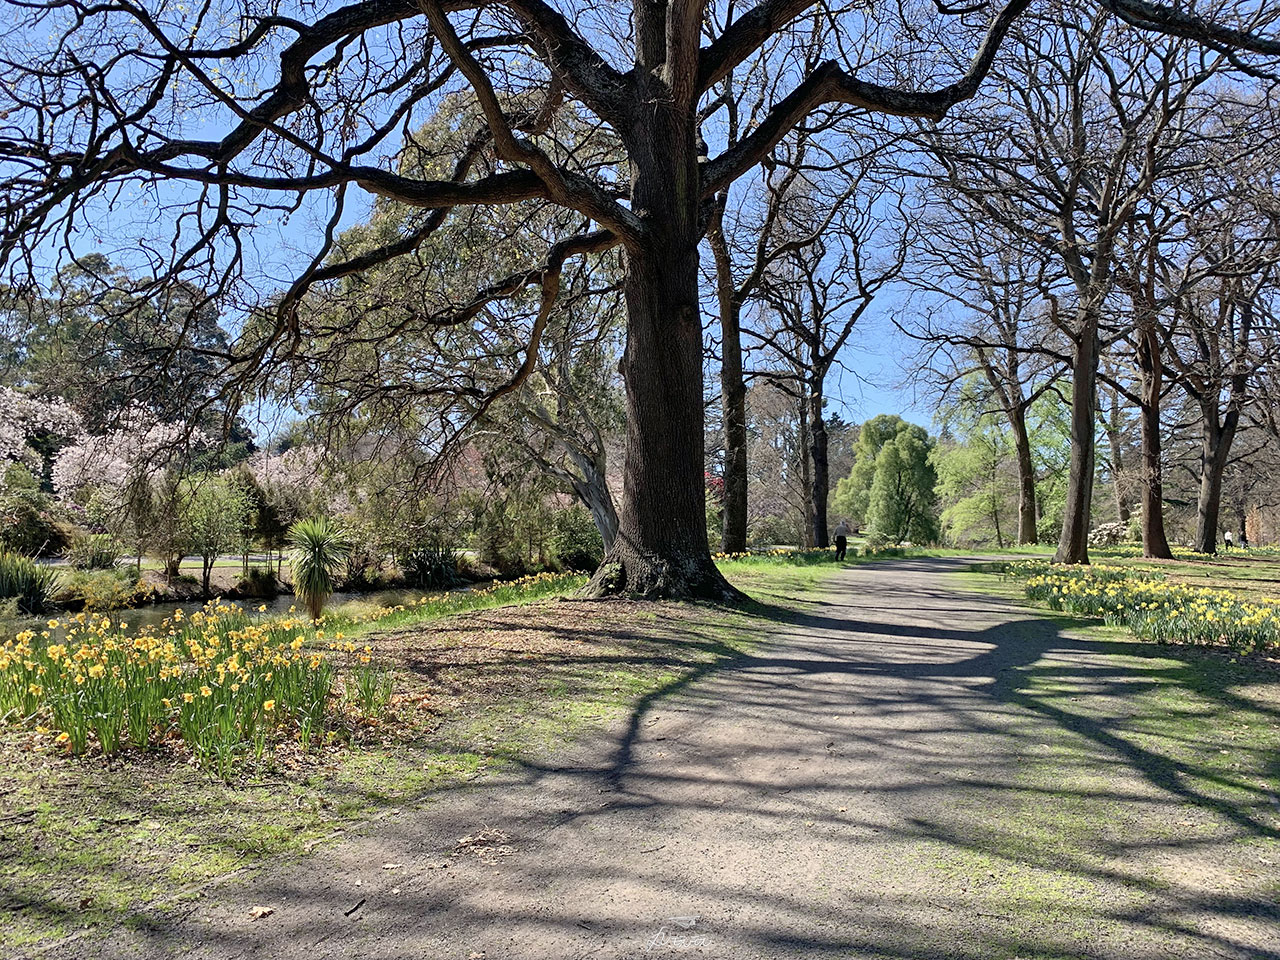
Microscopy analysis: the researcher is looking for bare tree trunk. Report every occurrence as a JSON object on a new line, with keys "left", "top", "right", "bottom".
{"left": 1136, "top": 322, "right": 1173, "bottom": 558}
{"left": 586, "top": 243, "right": 737, "bottom": 598}
{"left": 798, "top": 395, "right": 814, "bottom": 548}
{"left": 808, "top": 385, "right": 829, "bottom": 549}
{"left": 1194, "top": 407, "right": 1238, "bottom": 554}
{"left": 1009, "top": 405, "right": 1038, "bottom": 544}
{"left": 582, "top": 45, "right": 739, "bottom": 600}
{"left": 567, "top": 459, "right": 620, "bottom": 552}
{"left": 1104, "top": 388, "right": 1131, "bottom": 524}
{"left": 991, "top": 449, "right": 1004, "bottom": 549}
{"left": 1055, "top": 310, "right": 1099, "bottom": 564}
{"left": 709, "top": 231, "right": 749, "bottom": 554}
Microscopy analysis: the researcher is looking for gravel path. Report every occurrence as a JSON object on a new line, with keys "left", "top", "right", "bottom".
{"left": 47, "top": 557, "right": 1280, "bottom": 959}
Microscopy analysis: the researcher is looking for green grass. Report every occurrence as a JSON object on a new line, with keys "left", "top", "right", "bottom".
{"left": 919, "top": 570, "right": 1280, "bottom": 957}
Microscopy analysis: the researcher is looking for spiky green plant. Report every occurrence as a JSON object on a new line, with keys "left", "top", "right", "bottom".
{"left": 286, "top": 517, "right": 351, "bottom": 621}
{"left": 0, "top": 550, "right": 60, "bottom": 614}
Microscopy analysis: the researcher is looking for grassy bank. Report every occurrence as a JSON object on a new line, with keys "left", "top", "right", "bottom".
{"left": 0, "top": 556, "right": 829, "bottom": 951}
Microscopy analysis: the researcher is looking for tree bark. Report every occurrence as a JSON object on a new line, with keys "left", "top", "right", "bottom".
{"left": 709, "top": 218, "right": 749, "bottom": 554}
{"left": 798, "top": 394, "right": 814, "bottom": 548}
{"left": 1136, "top": 321, "right": 1173, "bottom": 558}
{"left": 1193, "top": 404, "right": 1238, "bottom": 554}
{"left": 1055, "top": 308, "right": 1099, "bottom": 564}
{"left": 1008, "top": 404, "right": 1038, "bottom": 544}
{"left": 583, "top": 241, "right": 739, "bottom": 598}
{"left": 1103, "top": 389, "right": 1131, "bottom": 524}
{"left": 809, "top": 385, "right": 829, "bottom": 549}
{"left": 578, "top": 27, "right": 742, "bottom": 600}
{"left": 566, "top": 457, "right": 620, "bottom": 553}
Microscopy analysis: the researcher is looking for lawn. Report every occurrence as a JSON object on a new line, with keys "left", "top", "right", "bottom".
{"left": 954, "top": 565, "right": 1280, "bottom": 936}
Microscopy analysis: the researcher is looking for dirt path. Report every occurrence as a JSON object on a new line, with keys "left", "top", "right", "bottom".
{"left": 42, "top": 558, "right": 1280, "bottom": 960}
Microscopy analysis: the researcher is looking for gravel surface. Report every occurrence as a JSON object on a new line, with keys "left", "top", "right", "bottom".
{"left": 38, "top": 557, "right": 1280, "bottom": 960}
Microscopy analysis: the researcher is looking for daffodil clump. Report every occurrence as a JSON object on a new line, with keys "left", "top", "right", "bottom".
{"left": 0, "top": 602, "right": 381, "bottom": 776}
{"left": 712, "top": 547, "right": 857, "bottom": 567}
{"left": 713, "top": 548, "right": 801, "bottom": 561}
{"left": 1005, "top": 561, "right": 1280, "bottom": 652}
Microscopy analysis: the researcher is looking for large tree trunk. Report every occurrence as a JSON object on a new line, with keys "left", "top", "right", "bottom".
{"left": 584, "top": 241, "right": 739, "bottom": 599}
{"left": 1055, "top": 309, "right": 1099, "bottom": 564}
{"left": 1136, "top": 321, "right": 1172, "bottom": 558}
{"left": 1193, "top": 404, "right": 1238, "bottom": 554}
{"left": 583, "top": 78, "right": 739, "bottom": 599}
{"left": 808, "top": 385, "right": 829, "bottom": 549}
{"left": 1009, "top": 404, "right": 1038, "bottom": 544}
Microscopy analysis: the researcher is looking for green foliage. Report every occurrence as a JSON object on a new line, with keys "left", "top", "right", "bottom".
{"left": 287, "top": 517, "right": 351, "bottom": 621}
{"left": 398, "top": 540, "right": 462, "bottom": 589}
{"left": 1028, "top": 392, "right": 1072, "bottom": 541}
{"left": 235, "top": 566, "right": 279, "bottom": 599}
{"left": 0, "top": 551, "right": 60, "bottom": 614}
{"left": 335, "top": 517, "right": 391, "bottom": 591}
{"left": 56, "top": 567, "right": 150, "bottom": 612}
{"left": 181, "top": 475, "right": 254, "bottom": 595}
{"left": 864, "top": 423, "right": 939, "bottom": 544}
{"left": 465, "top": 469, "right": 557, "bottom": 577}
{"left": 348, "top": 660, "right": 394, "bottom": 719}
{"left": 65, "top": 532, "right": 121, "bottom": 570}
{"left": 747, "top": 514, "right": 802, "bottom": 549}
{"left": 932, "top": 402, "right": 1018, "bottom": 547}
{"left": 2, "top": 604, "right": 351, "bottom": 777}
{"left": 832, "top": 414, "right": 913, "bottom": 525}
{"left": 348, "top": 571, "right": 586, "bottom": 632}
{"left": 0, "top": 468, "right": 65, "bottom": 556}
{"left": 549, "top": 506, "right": 604, "bottom": 571}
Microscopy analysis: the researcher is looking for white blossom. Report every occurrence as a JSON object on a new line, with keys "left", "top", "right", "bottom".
{"left": 0, "top": 387, "right": 81, "bottom": 471}
{"left": 52, "top": 410, "right": 204, "bottom": 501}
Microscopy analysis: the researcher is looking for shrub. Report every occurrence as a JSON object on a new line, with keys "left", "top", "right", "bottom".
{"left": 549, "top": 507, "right": 604, "bottom": 571}
{"left": 65, "top": 532, "right": 122, "bottom": 570}
{"left": 746, "top": 515, "right": 802, "bottom": 550}
{"left": 236, "top": 565, "right": 279, "bottom": 598}
{"left": 399, "top": 540, "right": 462, "bottom": 589}
{"left": 57, "top": 567, "right": 151, "bottom": 611}
{"left": 0, "top": 481, "right": 66, "bottom": 557}
{"left": 0, "top": 551, "right": 60, "bottom": 614}
{"left": 863, "top": 530, "right": 893, "bottom": 550}
{"left": 337, "top": 537, "right": 388, "bottom": 591}
{"left": 288, "top": 517, "right": 351, "bottom": 621}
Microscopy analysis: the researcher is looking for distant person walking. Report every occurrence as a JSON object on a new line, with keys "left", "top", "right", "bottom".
{"left": 1223, "top": 529, "right": 1234, "bottom": 550}
{"left": 832, "top": 520, "right": 851, "bottom": 561}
